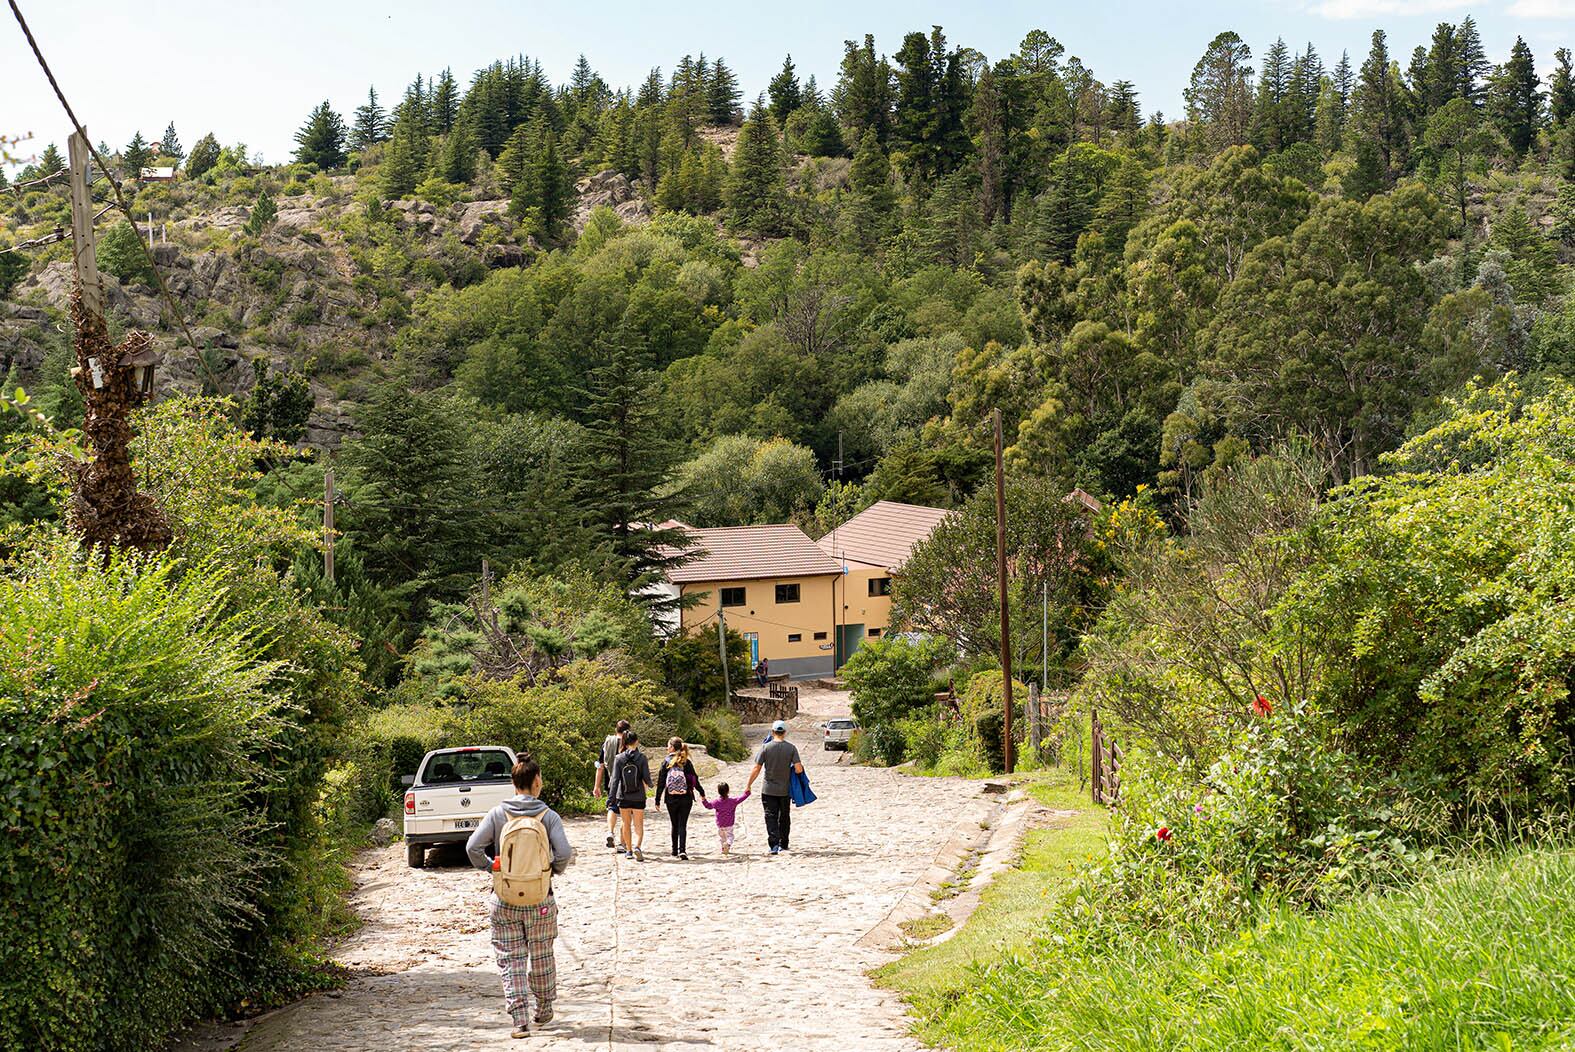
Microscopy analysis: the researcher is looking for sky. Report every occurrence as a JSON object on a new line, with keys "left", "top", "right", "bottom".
{"left": 5, "top": 0, "right": 1575, "bottom": 170}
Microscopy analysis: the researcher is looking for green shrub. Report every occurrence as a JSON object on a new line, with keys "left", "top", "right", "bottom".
{"left": 97, "top": 219, "right": 157, "bottom": 286}
{"left": 866, "top": 723, "right": 908, "bottom": 766}
{"left": 844, "top": 634, "right": 951, "bottom": 726}
{"left": 688, "top": 706, "right": 746, "bottom": 761}
{"left": 899, "top": 713, "right": 946, "bottom": 769}
{"left": 0, "top": 544, "right": 289, "bottom": 1049}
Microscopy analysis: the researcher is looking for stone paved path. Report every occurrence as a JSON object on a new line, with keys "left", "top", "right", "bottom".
{"left": 213, "top": 708, "right": 988, "bottom": 1051}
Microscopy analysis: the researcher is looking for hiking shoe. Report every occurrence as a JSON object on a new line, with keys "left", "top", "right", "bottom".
{"left": 605, "top": 835, "right": 614, "bottom": 848}
{"left": 634, "top": 848, "right": 645, "bottom": 862}
{"left": 510, "top": 1022, "right": 530, "bottom": 1039}
{"left": 770, "top": 846, "right": 781, "bottom": 855}
{"left": 534, "top": 1005, "right": 554, "bottom": 1025}
{"left": 679, "top": 851, "right": 689, "bottom": 860}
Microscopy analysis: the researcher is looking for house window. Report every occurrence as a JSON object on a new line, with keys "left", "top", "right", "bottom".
{"left": 813, "top": 631, "right": 828, "bottom": 641}
{"left": 720, "top": 587, "right": 746, "bottom": 607}
{"left": 869, "top": 577, "right": 892, "bottom": 596}
{"left": 868, "top": 627, "right": 883, "bottom": 638}
{"left": 788, "top": 633, "right": 802, "bottom": 643}
{"left": 775, "top": 583, "right": 800, "bottom": 604}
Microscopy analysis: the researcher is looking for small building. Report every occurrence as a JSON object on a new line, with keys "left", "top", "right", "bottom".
{"left": 140, "top": 166, "right": 177, "bottom": 182}
{"left": 816, "top": 500, "right": 953, "bottom": 666}
{"left": 668, "top": 524, "right": 844, "bottom": 679}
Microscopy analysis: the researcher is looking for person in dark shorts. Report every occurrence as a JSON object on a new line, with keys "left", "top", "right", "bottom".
{"left": 744, "top": 720, "right": 803, "bottom": 855}
{"left": 593, "top": 719, "right": 630, "bottom": 850}
{"left": 609, "top": 731, "right": 652, "bottom": 861}
{"left": 655, "top": 737, "right": 707, "bottom": 859}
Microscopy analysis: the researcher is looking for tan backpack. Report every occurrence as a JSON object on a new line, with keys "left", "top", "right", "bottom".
{"left": 492, "top": 814, "right": 553, "bottom": 906}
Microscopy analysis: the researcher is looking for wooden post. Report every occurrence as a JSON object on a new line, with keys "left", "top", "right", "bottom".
{"left": 67, "top": 131, "right": 103, "bottom": 321}
{"left": 717, "top": 608, "right": 733, "bottom": 705}
{"left": 322, "top": 467, "right": 335, "bottom": 585}
{"left": 1091, "top": 710, "right": 1103, "bottom": 804}
{"left": 993, "top": 408, "right": 1015, "bottom": 774}
{"left": 481, "top": 557, "right": 491, "bottom": 605}
{"left": 1028, "top": 682, "right": 1041, "bottom": 763}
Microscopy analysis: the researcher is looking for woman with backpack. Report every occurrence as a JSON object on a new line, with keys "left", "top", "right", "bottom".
{"left": 608, "top": 731, "right": 652, "bottom": 861}
{"left": 655, "top": 737, "right": 708, "bottom": 860}
{"left": 465, "top": 755, "right": 573, "bottom": 1039}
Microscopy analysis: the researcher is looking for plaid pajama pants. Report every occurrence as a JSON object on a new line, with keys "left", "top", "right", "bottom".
{"left": 488, "top": 895, "right": 558, "bottom": 1026}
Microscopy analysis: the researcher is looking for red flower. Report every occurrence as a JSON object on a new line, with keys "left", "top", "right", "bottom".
{"left": 1252, "top": 694, "right": 1273, "bottom": 717}
{"left": 1156, "top": 826, "right": 1171, "bottom": 843}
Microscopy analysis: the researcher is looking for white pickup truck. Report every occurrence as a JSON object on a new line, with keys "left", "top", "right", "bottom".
{"left": 402, "top": 745, "right": 518, "bottom": 867}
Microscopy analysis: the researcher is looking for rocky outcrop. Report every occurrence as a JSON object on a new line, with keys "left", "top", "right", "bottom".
{"left": 574, "top": 170, "right": 650, "bottom": 231}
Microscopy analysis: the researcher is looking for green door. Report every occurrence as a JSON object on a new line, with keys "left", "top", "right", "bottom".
{"left": 837, "top": 623, "right": 865, "bottom": 668}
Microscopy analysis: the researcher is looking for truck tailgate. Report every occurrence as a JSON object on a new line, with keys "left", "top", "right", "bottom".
{"left": 407, "top": 782, "right": 514, "bottom": 837}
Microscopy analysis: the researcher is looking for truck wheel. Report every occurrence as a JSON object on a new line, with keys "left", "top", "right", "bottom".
{"left": 406, "top": 842, "right": 424, "bottom": 868}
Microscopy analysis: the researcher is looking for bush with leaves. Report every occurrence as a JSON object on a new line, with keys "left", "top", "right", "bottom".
{"left": 843, "top": 633, "right": 951, "bottom": 726}
{"left": 0, "top": 540, "right": 309, "bottom": 1049}
{"left": 96, "top": 219, "right": 156, "bottom": 286}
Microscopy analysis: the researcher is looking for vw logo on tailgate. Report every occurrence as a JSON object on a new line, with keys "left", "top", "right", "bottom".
{"left": 461, "top": 797, "right": 472, "bottom": 808}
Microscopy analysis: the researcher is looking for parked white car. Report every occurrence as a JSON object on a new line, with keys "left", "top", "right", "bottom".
{"left": 821, "top": 717, "right": 859, "bottom": 751}
{"left": 402, "top": 745, "right": 518, "bottom": 867}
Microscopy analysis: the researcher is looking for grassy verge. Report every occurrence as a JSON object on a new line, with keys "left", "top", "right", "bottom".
{"left": 885, "top": 841, "right": 1575, "bottom": 1051}
{"left": 875, "top": 766, "right": 1108, "bottom": 1005}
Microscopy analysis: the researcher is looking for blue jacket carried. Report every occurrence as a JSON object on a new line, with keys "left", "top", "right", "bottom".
{"left": 789, "top": 767, "right": 816, "bottom": 807}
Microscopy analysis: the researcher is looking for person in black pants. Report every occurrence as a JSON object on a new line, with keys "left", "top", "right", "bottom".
{"left": 744, "top": 720, "right": 803, "bottom": 855}
{"left": 655, "top": 737, "right": 707, "bottom": 859}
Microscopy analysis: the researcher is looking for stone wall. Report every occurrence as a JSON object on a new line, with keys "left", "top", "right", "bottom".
{"left": 729, "top": 689, "right": 799, "bottom": 724}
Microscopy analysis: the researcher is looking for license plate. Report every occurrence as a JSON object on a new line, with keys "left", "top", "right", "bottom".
{"left": 452, "top": 819, "right": 478, "bottom": 829}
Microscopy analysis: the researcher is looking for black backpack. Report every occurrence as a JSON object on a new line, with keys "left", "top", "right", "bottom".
{"left": 619, "top": 754, "right": 641, "bottom": 796}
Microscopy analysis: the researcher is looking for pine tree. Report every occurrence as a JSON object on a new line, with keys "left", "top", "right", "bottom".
{"left": 243, "top": 190, "right": 277, "bottom": 236}
{"left": 835, "top": 35, "right": 894, "bottom": 145}
{"left": 432, "top": 68, "right": 460, "bottom": 133}
{"left": 293, "top": 101, "right": 347, "bottom": 169}
{"left": 1421, "top": 21, "right": 1461, "bottom": 117}
{"left": 1457, "top": 16, "right": 1489, "bottom": 107}
{"left": 380, "top": 115, "right": 424, "bottom": 198}
{"left": 433, "top": 121, "right": 478, "bottom": 184}
{"left": 160, "top": 122, "right": 182, "bottom": 160}
{"left": 724, "top": 101, "right": 786, "bottom": 234}
{"left": 892, "top": 27, "right": 969, "bottom": 184}
{"left": 800, "top": 108, "right": 846, "bottom": 156}
{"left": 185, "top": 133, "right": 219, "bottom": 178}
{"left": 1552, "top": 49, "right": 1575, "bottom": 129}
{"left": 36, "top": 143, "right": 64, "bottom": 177}
{"left": 1351, "top": 30, "right": 1409, "bottom": 183}
{"left": 121, "top": 131, "right": 152, "bottom": 178}
{"left": 707, "top": 58, "right": 742, "bottom": 124}
{"left": 1254, "top": 38, "right": 1293, "bottom": 152}
{"left": 768, "top": 55, "right": 803, "bottom": 123}
{"left": 972, "top": 66, "right": 1008, "bottom": 224}
{"left": 495, "top": 123, "right": 531, "bottom": 193}
{"left": 1185, "top": 31, "right": 1254, "bottom": 154}
{"left": 1488, "top": 36, "right": 1543, "bottom": 156}
{"left": 571, "top": 326, "right": 689, "bottom": 601}
{"left": 513, "top": 120, "right": 572, "bottom": 246}
{"left": 351, "top": 86, "right": 388, "bottom": 149}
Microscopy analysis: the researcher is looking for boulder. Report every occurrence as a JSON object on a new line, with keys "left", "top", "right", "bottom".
{"left": 484, "top": 243, "right": 528, "bottom": 269}
{"left": 452, "top": 199, "right": 511, "bottom": 244}
{"left": 370, "top": 818, "right": 398, "bottom": 847}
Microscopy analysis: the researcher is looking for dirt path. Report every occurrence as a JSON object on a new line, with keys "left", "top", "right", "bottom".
{"left": 197, "top": 699, "right": 991, "bottom": 1051}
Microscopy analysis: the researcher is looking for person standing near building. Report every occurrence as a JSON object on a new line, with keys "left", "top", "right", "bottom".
{"left": 743, "top": 720, "right": 803, "bottom": 855}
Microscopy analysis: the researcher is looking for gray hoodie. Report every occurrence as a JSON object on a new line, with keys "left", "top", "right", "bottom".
{"left": 465, "top": 794, "right": 574, "bottom": 896}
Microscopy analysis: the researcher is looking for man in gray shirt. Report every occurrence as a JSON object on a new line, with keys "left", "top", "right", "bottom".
{"left": 744, "top": 719, "right": 803, "bottom": 855}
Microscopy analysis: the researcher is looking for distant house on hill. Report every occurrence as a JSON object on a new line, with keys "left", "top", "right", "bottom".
{"left": 816, "top": 500, "right": 953, "bottom": 666}
{"left": 661, "top": 523, "right": 844, "bottom": 678}
{"left": 140, "top": 166, "right": 177, "bottom": 182}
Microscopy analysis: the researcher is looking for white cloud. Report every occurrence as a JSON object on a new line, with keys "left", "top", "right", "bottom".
{"left": 1507, "top": 0, "right": 1575, "bottom": 16}
{"left": 1307, "top": 0, "right": 1473, "bottom": 17}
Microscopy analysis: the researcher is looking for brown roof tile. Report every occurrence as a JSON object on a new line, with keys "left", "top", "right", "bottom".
{"left": 666, "top": 524, "right": 844, "bottom": 584}
{"left": 816, "top": 500, "right": 952, "bottom": 570}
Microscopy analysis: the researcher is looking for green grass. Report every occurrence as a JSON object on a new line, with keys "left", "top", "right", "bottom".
{"left": 899, "top": 914, "right": 955, "bottom": 941}
{"left": 876, "top": 766, "right": 1108, "bottom": 1001}
{"left": 887, "top": 843, "right": 1575, "bottom": 1051}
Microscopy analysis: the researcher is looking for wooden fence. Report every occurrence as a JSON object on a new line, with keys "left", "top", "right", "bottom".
{"left": 1090, "top": 709, "right": 1123, "bottom": 807}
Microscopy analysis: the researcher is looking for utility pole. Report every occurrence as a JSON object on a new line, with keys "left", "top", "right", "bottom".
{"left": 1042, "top": 579, "right": 1049, "bottom": 691}
{"left": 67, "top": 132, "right": 103, "bottom": 319}
{"left": 993, "top": 408, "right": 1015, "bottom": 774}
{"left": 717, "top": 608, "right": 733, "bottom": 705}
{"left": 322, "top": 466, "right": 335, "bottom": 585}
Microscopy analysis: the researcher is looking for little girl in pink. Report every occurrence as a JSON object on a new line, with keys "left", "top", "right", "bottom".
{"left": 701, "top": 782, "right": 751, "bottom": 855}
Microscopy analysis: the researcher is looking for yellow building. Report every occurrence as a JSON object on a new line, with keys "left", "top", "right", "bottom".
{"left": 816, "top": 500, "right": 953, "bottom": 667}
{"left": 668, "top": 524, "right": 843, "bottom": 679}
